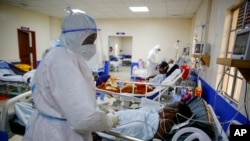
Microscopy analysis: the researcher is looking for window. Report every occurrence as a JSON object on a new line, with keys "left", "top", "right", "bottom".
{"left": 220, "top": 1, "right": 249, "bottom": 103}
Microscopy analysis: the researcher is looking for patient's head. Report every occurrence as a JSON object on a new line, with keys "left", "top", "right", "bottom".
{"left": 168, "top": 59, "right": 174, "bottom": 64}
{"left": 158, "top": 61, "right": 169, "bottom": 74}
{"left": 168, "top": 101, "right": 192, "bottom": 124}
{"left": 155, "top": 102, "right": 192, "bottom": 140}
{"left": 159, "top": 102, "right": 192, "bottom": 122}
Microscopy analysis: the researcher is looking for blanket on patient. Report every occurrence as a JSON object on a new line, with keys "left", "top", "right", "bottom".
{"left": 111, "top": 108, "right": 159, "bottom": 140}
{"left": 96, "top": 75, "right": 154, "bottom": 94}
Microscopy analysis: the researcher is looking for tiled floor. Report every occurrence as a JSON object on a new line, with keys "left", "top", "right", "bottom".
{"left": 109, "top": 66, "right": 131, "bottom": 81}
{"left": 1, "top": 66, "right": 131, "bottom": 141}
{"left": 9, "top": 135, "right": 22, "bottom": 141}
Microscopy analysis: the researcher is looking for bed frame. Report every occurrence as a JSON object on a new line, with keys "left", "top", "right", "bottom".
{"left": 0, "top": 91, "right": 229, "bottom": 141}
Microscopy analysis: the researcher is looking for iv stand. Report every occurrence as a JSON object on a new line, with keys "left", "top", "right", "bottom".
{"left": 197, "top": 24, "right": 206, "bottom": 80}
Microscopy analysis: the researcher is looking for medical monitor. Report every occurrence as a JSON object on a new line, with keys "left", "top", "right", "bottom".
{"left": 183, "top": 46, "right": 190, "bottom": 55}
{"left": 232, "top": 28, "right": 250, "bottom": 60}
{"left": 193, "top": 42, "right": 210, "bottom": 55}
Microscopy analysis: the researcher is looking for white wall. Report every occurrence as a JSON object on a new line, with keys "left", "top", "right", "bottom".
{"left": 0, "top": 2, "right": 192, "bottom": 64}
{"left": 0, "top": 0, "right": 238, "bottom": 88}
{"left": 108, "top": 36, "right": 132, "bottom": 56}
{"left": 0, "top": 2, "right": 61, "bottom": 61}
{"left": 96, "top": 19, "right": 192, "bottom": 63}
{"left": 121, "top": 37, "right": 132, "bottom": 55}
{"left": 192, "top": 0, "right": 237, "bottom": 88}
{"left": 193, "top": 0, "right": 250, "bottom": 115}
{"left": 1, "top": 0, "right": 248, "bottom": 114}
{"left": 207, "top": 0, "right": 237, "bottom": 87}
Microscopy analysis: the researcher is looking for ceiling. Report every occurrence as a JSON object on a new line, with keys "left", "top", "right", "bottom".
{"left": 0, "top": 0, "right": 203, "bottom": 19}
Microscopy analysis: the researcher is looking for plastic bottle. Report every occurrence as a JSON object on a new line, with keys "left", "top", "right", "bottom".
{"left": 181, "top": 87, "right": 186, "bottom": 96}
{"left": 195, "top": 80, "right": 202, "bottom": 97}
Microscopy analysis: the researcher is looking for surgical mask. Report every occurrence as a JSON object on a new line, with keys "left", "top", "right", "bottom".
{"left": 80, "top": 44, "right": 96, "bottom": 60}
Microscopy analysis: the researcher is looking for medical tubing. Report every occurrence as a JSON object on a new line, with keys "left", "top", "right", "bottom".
{"left": 161, "top": 110, "right": 175, "bottom": 134}
{"left": 159, "top": 119, "right": 175, "bottom": 136}
{"left": 173, "top": 112, "right": 210, "bottom": 124}
{"left": 211, "top": 102, "right": 244, "bottom": 125}
{"left": 116, "top": 120, "right": 157, "bottom": 138}
{"left": 172, "top": 127, "right": 212, "bottom": 141}
{"left": 244, "top": 82, "right": 249, "bottom": 124}
{"left": 214, "top": 67, "right": 230, "bottom": 108}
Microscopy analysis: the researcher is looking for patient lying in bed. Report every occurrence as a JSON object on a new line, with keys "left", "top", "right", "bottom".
{"left": 109, "top": 101, "right": 192, "bottom": 140}
{"left": 96, "top": 75, "right": 154, "bottom": 94}
{"left": 146, "top": 61, "right": 169, "bottom": 84}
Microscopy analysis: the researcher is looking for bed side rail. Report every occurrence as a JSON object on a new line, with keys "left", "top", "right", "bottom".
{"left": 101, "top": 131, "right": 144, "bottom": 141}
{"left": 0, "top": 91, "right": 32, "bottom": 131}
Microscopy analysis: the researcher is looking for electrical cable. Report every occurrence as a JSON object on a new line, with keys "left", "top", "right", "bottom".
{"left": 244, "top": 82, "right": 249, "bottom": 124}
{"left": 214, "top": 67, "right": 230, "bottom": 108}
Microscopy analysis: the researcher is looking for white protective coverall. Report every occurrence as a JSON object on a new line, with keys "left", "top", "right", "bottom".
{"left": 23, "top": 11, "right": 117, "bottom": 141}
{"left": 146, "top": 45, "right": 161, "bottom": 77}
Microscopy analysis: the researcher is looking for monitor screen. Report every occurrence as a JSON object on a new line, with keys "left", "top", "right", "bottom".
{"left": 233, "top": 32, "right": 249, "bottom": 55}
{"left": 194, "top": 43, "right": 204, "bottom": 53}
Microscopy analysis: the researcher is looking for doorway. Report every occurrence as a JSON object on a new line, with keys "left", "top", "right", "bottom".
{"left": 108, "top": 36, "right": 132, "bottom": 66}
{"left": 17, "top": 29, "right": 37, "bottom": 69}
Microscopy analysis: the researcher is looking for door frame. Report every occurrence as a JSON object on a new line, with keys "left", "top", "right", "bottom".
{"left": 17, "top": 28, "right": 37, "bottom": 69}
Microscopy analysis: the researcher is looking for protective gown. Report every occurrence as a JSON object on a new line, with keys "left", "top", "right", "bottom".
{"left": 23, "top": 12, "right": 112, "bottom": 141}
{"left": 146, "top": 45, "right": 161, "bottom": 77}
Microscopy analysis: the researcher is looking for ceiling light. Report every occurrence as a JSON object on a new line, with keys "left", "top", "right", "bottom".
{"left": 129, "top": 7, "right": 149, "bottom": 12}
{"left": 65, "top": 7, "right": 85, "bottom": 14}
{"left": 72, "top": 9, "right": 85, "bottom": 13}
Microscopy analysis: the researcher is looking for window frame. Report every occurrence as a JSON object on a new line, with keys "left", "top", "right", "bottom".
{"left": 220, "top": 1, "right": 248, "bottom": 103}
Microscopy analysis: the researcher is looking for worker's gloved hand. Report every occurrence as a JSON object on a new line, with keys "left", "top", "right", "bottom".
{"left": 99, "top": 104, "right": 109, "bottom": 114}
{"left": 107, "top": 113, "right": 120, "bottom": 128}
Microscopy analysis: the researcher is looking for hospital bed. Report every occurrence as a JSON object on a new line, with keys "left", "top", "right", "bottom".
{"left": 0, "top": 91, "right": 229, "bottom": 141}
{"left": 95, "top": 96, "right": 229, "bottom": 141}
{"left": 110, "top": 60, "right": 122, "bottom": 71}
{"left": 0, "top": 60, "right": 34, "bottom": 97}
{"left": 0, "top": 91, "right": 31, "bottom": 139}
{"left": 119, "top": 54, "right": 132, "bottom": 66}
{"left": 131, "top": 63, "right": 180, "bottom": 81}
{"left": 0, "top": 66, "right": 183, "bottom": 138}
{"left": 96, "top": 67, "right": 184, "bottom": 106}
{"left": 0, "top": 63, "right": 227, "bottom": 140}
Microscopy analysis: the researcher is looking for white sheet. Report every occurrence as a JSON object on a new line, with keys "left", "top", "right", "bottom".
{"left": 111, "top": 108, "right": 159, "bottom": 140}
{"left": 0, "top": 69, "right": 24, "bottom": 82}
{"left": 132, "top": 63, "right": 176, "bottom": 79}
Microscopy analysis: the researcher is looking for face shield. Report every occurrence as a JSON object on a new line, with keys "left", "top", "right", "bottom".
{"left": 59, "top": 10, "right": 98, "bottom": 60}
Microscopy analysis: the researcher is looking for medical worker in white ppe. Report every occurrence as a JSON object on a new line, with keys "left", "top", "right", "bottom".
{"left": 146, "top": 44, "right": 161, "bottom": 77}
{"left": 23, "top": 9, "right": 119, "bottom": 141}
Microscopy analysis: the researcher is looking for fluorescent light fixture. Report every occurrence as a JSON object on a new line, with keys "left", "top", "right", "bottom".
{"left": 129, "top": 6, "right": 149, "bottom": 12}
{"left": 72, "top": 9, "right": 85, "bottom": 13}
{"left": 65, "top": 7, "right": 85, "bottom": 14}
